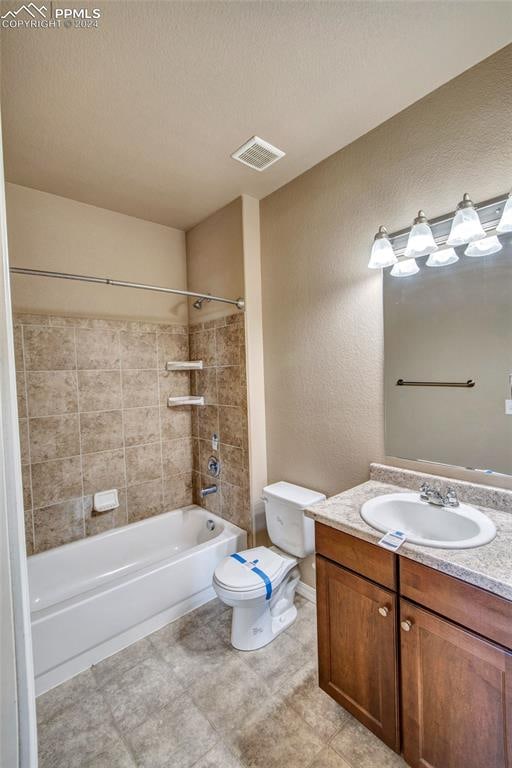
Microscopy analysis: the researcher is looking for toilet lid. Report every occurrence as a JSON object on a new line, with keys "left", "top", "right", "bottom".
{"left": 214, "top": 546, "right": 286, "bottom": 592}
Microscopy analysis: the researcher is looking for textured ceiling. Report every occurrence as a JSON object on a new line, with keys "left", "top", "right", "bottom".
{"left": 1, "top": 1, "right": 511, "bottom": 230}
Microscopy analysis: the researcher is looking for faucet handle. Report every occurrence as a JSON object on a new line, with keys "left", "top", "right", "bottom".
{"left": 444, "top": 487, "right": 459, "bottom": 507}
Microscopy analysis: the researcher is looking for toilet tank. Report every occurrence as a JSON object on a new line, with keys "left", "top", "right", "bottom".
{"left": 262, "top": 481, "right": 326, "bottom": 558}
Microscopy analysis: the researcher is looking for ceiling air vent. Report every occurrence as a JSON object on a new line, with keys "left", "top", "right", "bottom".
{"left": 231, "top": 136, "right": 285, "bottom": 172}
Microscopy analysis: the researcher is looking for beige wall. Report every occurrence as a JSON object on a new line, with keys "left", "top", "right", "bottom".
{"left": 260, "top": 46, "right": 512, "bottom": 584}
{"left": 186, "top": 197, "right": 245, "bottom": 322}
{"left": 6, "top": 184, "right": 188, "bottom": 324}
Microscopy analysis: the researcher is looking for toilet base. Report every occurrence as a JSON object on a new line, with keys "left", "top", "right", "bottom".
{"left": 230, "top": 567, "right": 300, "bottom": 651}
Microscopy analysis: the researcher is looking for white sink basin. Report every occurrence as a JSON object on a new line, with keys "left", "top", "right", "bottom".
{"left": 360, "top": 493, "right": 496, "bottom": 549}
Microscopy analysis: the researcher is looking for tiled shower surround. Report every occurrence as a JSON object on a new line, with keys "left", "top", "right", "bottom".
{"left": 189, "top": 313, "right": 251, "bottom": 536}
{"left": 14, "top": 311, "right": 250, "bottom": 555}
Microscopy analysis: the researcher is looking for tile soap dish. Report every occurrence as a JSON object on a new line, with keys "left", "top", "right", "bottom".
{"left": 167, "top": 395, "right": 205, "bottom": 407}
{"left": 165, "top": 361, "right": 203, "bottom": 371}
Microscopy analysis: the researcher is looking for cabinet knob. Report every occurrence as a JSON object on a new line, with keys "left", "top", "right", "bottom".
{"left": 378, "top": 606, "right": 389, "bottom": 617}
{"left": 401, "top": 619, "right": 413, "bottom": 632}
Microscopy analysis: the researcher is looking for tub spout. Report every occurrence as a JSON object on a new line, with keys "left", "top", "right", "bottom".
{"left": 200, "top": 484, "right": 217, "bottom": 498}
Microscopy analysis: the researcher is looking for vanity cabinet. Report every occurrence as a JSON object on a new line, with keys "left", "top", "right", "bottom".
{"left": 316, "top": 556, "right": 399, "bottom": 750}
{"left": 315, "top": 522, "right": 512, "bottom": 768}
{"left": 400, "top": 599, "right": 512, "bottom": 768}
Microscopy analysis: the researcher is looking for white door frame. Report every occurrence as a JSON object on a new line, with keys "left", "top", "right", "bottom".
{"left": 0, "top": 110, "right": 38, "bottom": 766}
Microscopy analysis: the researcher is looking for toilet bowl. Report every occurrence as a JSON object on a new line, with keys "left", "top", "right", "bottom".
{"left": 213, "top": 481, "right": 325, "bottom": 651}
{"left": 213, "top": 546, "right": 300, "bottom": 650}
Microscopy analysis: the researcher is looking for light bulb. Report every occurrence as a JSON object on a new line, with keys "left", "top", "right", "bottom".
{"left": 368, "top": 226, "right": 396, "bottom": 269}
{"left": 404, "top": 211, "right": 438, "bottom": 258}
{"left": 390, "top": 258, "right": 419, "bottom": 277}
{"left": 426, "top": 247, "right": 459, "bottom": 267}
{"left": 496, "top": 193, "right": 512, "bottom": 234}
{"left": 446, "top": 193, "right": 485, "bottom": 246}
{"left": 464, "top": 235, "right": 503, "bottom": 257}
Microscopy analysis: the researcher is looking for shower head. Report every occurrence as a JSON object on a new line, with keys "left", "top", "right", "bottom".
{"left": 192, "top": 296, "right": 212, "bottom": 310}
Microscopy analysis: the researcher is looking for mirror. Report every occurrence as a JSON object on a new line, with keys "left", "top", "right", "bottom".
{"left": 384, "top": 236, "right": 512, "bottom": 476}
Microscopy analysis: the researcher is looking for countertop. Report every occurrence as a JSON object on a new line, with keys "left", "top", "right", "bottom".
{"left": 305, "top": 478, "right": 512, "bottom": 601}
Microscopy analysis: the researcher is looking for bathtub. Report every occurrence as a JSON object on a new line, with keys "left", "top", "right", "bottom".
{"left": 28, "top": 505, "right": 246, "bottom": 695}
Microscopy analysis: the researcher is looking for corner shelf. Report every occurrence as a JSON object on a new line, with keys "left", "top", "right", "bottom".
{"left": 165, "top": 360, "right": 203, "bottom": 371}
{"left": 167, "top": 395, "right": 205, "bottom": 407}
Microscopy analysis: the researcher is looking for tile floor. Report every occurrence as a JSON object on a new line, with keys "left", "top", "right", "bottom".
{"left": 37, "top": 596, "right": 408, "bottom": 768}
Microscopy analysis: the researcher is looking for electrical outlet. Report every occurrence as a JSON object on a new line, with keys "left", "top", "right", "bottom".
{"left": 506, "top": 399, "right": 512, "bottom": 415}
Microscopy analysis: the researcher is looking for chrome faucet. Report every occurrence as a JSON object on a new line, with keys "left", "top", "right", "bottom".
{"left": 200, "top": 484, "right": 217, "bottom": 498}
{"left": 420, "top": 482, "right": 459, "bottom": 508}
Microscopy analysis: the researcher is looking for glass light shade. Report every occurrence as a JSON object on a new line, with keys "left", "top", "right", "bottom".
{"left": 404, "top": 221, "right": 438, "bottom": 258}
{"left": 426, "top": 247, "right": 459, "bottom": 267}
{"left": 390, "top": 258, "right": 419, "bottom": 277}
{"left": 496, "top": 195, "right": 512, "bottom": 234}
{"left": 368, "top": 233, "right": 396, "bottom": 269}
{"left": 464, "top": 235, "right": 503, "bottom": 257}
{"left": 446, "top": 206, "right": 485, "bottom": 246}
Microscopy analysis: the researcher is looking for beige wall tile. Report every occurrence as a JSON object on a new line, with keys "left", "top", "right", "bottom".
{"left": 197, "top": 405, "right": 219, "bottom": 441}
{"left": 84, "top": 490, "right": 127, "bottom": 537}
{"left": 189, "top": 329, "right": 216, "bottom": 367}
{"left": 19, "top": 418, "right": 30, "bottom": 465}
{"left": 13, "top": 325, "right": 24, "bottom": 369}
{"left": 221, "top": 481, "right": 250, "bottom": 529}
{"left": 22, "top": 464, "right": 32, "bottom": 510}
{"left": 27, "top": 371, "right": 78, "bottom": 417}
{"left": 191, "top": 368, "right": 217, "bottom": 404}
{"left": 31, "top": 456, "right": 82, "bottom": 508}
{"left": 33, "top": 498, "right": 84, "bottom": 552}
{"left": 198, "top": 438, "right": 217, "bottom": 477}
{"left": 120, "top": 331, "right": 157, "bottom": 370}
{"left": 82, "top": 448, "right": 126, "bottom": 495}
{"left": 218, "top": 406, "right": 245, "bottom": 448}
{"left": 157, "top": 333, "right": 189, "bottom": 369}
{"left": 127, "top": 479, "right": 163, "bottom": 522}
{"left": 125, "top": 442, "right": 162, "bottom": 485}
{"left": 161, "top": 437, "right": 193, "bottom": 476}
{"left": 220, "top": 444, "right": 245, "bottom": 487}
{"left": 76, "top": 329, "right": 120, "bottom": 370}
{"left": 160, "top": 406, "right": 192, "bottom": 440}
{"left": 217, "top": 366, "right": 243, "bottom": 407}
{"left": 29, "top": 414, "right": 80, "bottom": 462}
{"left": 163, "top": 473, "right": 193, "bottom": 510}
{"left": 123, "top": 406, "right": 160, "bottom": 447}
{"left": 23, "top": 327, "right": 76, "bottom": 370}
{"left": 24, "top": 509, "right": 34, "bottom": 556}
{"left": 159, "top": 371, "right": 190, "bottom": 404}
{"left": 121, "top": 370, "right": 158, "bottom": 408}
{"left": 78, "top": 370, "right": 122, "bottom": 412}
{"left": 80, "top": 410, "right": 123, "bottom": 453}
{"left": 16, "top": 371, "right": 27, "bottom": 417}
{"left": 216, "top": 325, "right": 242, "bottom": 367}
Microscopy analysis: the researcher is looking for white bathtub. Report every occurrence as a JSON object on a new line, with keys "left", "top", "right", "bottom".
{"left": 28, "top": 505, "right": 246, "bottom": 695}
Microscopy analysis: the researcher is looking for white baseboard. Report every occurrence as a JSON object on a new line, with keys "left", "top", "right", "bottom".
{"left": 296, "top": 580, "right": 316, "bottom": 604}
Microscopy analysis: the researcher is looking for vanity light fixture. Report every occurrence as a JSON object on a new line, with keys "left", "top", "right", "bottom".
{"left": 368, "top": 226, "right": 397, "bottom": 269}
{"left": 404, "top": 210, "right": 438, "bottom": 258}
{"left": 446, "top": 193, "right": 486, "bottom": 246}
{"left": 496, "top": 192, "right": 512, "bottom": 233}
{"left": 464, "top": 235, "right": 503, "bottom": 258}
{"left": 426, "top": 247, "right": 459, "bottom": 268}
{"left": 390, "top": 257, "right": 419, "bottom": 277}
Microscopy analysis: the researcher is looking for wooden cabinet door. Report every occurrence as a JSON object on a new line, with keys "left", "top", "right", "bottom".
{"left": 316, "top": 555, "right": 399, "bottom": 751}
{"left": 400, "top": 599, "right": 512, "bottom": 768}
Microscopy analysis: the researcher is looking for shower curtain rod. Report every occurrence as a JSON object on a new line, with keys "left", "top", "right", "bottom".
{"left": 10, "top": 267, "right": 245, "bottom": 310}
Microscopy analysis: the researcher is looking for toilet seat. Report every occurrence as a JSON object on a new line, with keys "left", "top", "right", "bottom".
{"left": 213, "top": 546, "right": 292, "bottom": 599}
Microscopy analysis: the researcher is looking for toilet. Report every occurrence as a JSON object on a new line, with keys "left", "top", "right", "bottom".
{"left": 213, "top": 481, "right": 325, "bottom": 651}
